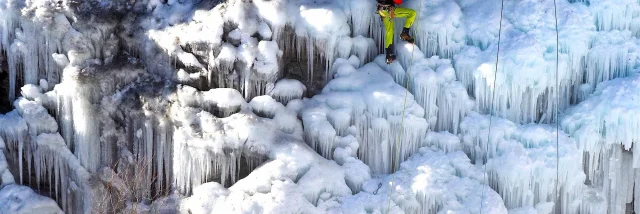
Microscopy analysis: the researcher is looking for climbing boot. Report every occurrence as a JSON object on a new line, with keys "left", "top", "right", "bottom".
{"left": 400, "top": 27, "right": 414, "bottom": 43}
{"left": 386, "top": 53, "right": 396, "bottom": 64}
{"left": 385, "top": 46, "right": 396, "bottom": 64}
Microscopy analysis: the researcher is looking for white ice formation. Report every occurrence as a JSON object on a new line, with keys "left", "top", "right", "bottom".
{"left": 562, "top": 73, "right": 640, "bottom": 214}
{"left": 1, "top": 0, "right": 640, "bottom": 213}
{"left": 339, "top": 147, "right": 508, "bottom": 214}
{"left": 460, "top": 112, "right": 585, "bottom": 213}
{"left": 302, "top": 55, "right": 428, "bottom": 174}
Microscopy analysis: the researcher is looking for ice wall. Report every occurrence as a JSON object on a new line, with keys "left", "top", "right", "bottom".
{"left": 133, "top": 0, "right": 378, "bottom": 100}
{"left": 460, "top": 112, "right": 585, "bottom": 213}
{"left": 171, "top": 85, "right": 270, "bottom": 195}
{"left": 399, "top": 0, "right": 466, "bottom": 58}
{"left": 561, "top": 73, "right": 640, "bottom": 213}
{"left": 378, "top": 42, "right": 474, "bottom": 134}
{"left": 450, "top": 0, "right": 640, "bottom": 124}
{"left": 179, "top": 96, "right": 371, "bottom": 214}
{"left": 3, "top": 0, "right": 640, "bottom": 213}
{"left": 0, "top": 93, "right": 101, "bottom": 213}
{"left": 0, "top": 0, "right": 122, "bottom": 103}
{"left": 338, "top": 147, "right": 508, "bottom": 214}
{"left": 302, "top": 55, "right": 429, "bottom": 174}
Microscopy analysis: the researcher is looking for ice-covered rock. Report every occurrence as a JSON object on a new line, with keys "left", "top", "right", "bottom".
{"left": 178, "top": 93, "right": 370, "bottom": 214}
{"left": 268, "top": 79, "right": 307, "bottom": 105}
{"left": 0, "top": 138, "right": 14, "bottom": 187}
{"left": 0, "top": 184, "right": 63, "bottom": 214}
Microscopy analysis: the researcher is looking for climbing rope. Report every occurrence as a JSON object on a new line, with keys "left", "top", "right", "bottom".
{"left": 385, "top": 0, "right": 423, "bottom": 212}
{"left": 383, "top": 0, "right": 561, "bottom": 212}
{"left": 479, "top": 0, "right": 562, "bottom": 213}
{"left": 553, "top": 0, "right": 561, "bottom": 212}
{"left": 479, "top": 0, "right": 505, "bottom": 212}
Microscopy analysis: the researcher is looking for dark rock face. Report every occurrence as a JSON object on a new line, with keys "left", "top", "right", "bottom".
{"left": 0, "top": 55, "right": 10, "bottom": 114}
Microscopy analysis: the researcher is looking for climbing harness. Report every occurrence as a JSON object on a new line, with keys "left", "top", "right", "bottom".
{"left": 385, "top": 0, "right": 423, "bottom": 212}
{"left": 377, "top": 3, "right": 395, "bottom": 18}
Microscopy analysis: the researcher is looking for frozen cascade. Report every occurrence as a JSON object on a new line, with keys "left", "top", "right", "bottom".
{"left": 423, "top": 131, "right": 461, "bottom": 153}
{"left": 137, "top": 0, "right": 379, "bottom": 99}
{"left": 5, "top": 0, "right": 640, "bottom": 213}
{"left": 338, "top": 147, "right": 508, "bottom": 214}
{"left": 377, "top": 43, "right": 473, "bottom": 134}
{"left": 399, "top": 0, "right": 466, "bottom": 58}
{"left": 588, "top": 0, "right": 640, "bottom": 35}
{"left": 460, "top": 112, "right": 585, "bottom": 213}
{"left": 0, "top": 96, "right": 100, "bottom": 213}
{"left": 32, "top": 133, "right": 97, "bottom": 213}
{"left": 46, "top": 63, "right": 146, "bottom": 173}
{"left": 561, "top": 73, "right": 640, "bottom": 213}
{"left": 302, "top": 55, "right": 429, "bottom": 174}
{"left": 179, "top": 86, "right": 370, "bottom": 213}
{"left": 0, "top": 110, "right": 27, "bottom": 184}
{"left": 581, "top": 31, "right": 640, "bottom": 101}
{"left": 453, "top": 0, "right": 604, "bottom": 123}
{"left": 172, "top": 85, "right": 280, "bottom": 195}
{"left": 454, "top": 29, "right": 572, "bottom": 124}
{"left": 580, "top": 186, "right": 607, "bottom": 214}
{"left": 1, "top": 1, "right": 119, "bottom": 103}
{"left": 180, "top": 137, "right": 368, "bottom": 213}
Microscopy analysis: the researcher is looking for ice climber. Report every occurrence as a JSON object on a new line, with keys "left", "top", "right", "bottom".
{"left": 376, "top": 0, "right": 416, "bottom": 64}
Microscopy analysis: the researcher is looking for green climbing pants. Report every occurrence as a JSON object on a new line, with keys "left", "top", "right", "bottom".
{"left": 378, "top": 7, "right": 417, "bottom": 48}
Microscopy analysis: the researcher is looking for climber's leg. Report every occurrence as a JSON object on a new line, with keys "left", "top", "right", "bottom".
{"left": 383, "top": 16, "right": 394, "bottom": 49}
{"left": 383, "top": 16, "right": 396, "bottom": 64}
{"left": 393, "top": 7, "right": 416, "bottom": 43}
{"left": 393, "top": 7, "right": 416, "bottom": 28}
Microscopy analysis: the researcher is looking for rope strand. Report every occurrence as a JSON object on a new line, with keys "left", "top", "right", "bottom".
{"left": 384, "top": 0, "right": 561, "bottom": 213}
{"left": 385, "top": 0, "right": 423, "bottom": 212}
{"left": 553, "top": 0, "right": 561, "bottom": 212}
{"left": 480, "top": 0, "right": 505, "bottom": 213}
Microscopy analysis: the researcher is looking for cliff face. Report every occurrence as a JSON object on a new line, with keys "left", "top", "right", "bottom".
{"left": 0, "top": 0, "right": 640, "bottom": 213}
{"left": 0, "top": 55, "right": 9, "bottom": 113}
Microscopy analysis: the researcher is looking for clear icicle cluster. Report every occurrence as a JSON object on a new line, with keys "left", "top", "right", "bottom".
{"left": 0, "top": 94, "right": 99, "bottom": 213}
{"left": 460, "top": 112, "right": 585, "bottom": 214}
{"left": 561, "top": 74, "right": 640, "bottom": 213}
{"left": 302, "top": 55, "right": 429, "bottom": 174}
{"left": 382, "top": 42, "right": 474, "bottom": 134}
